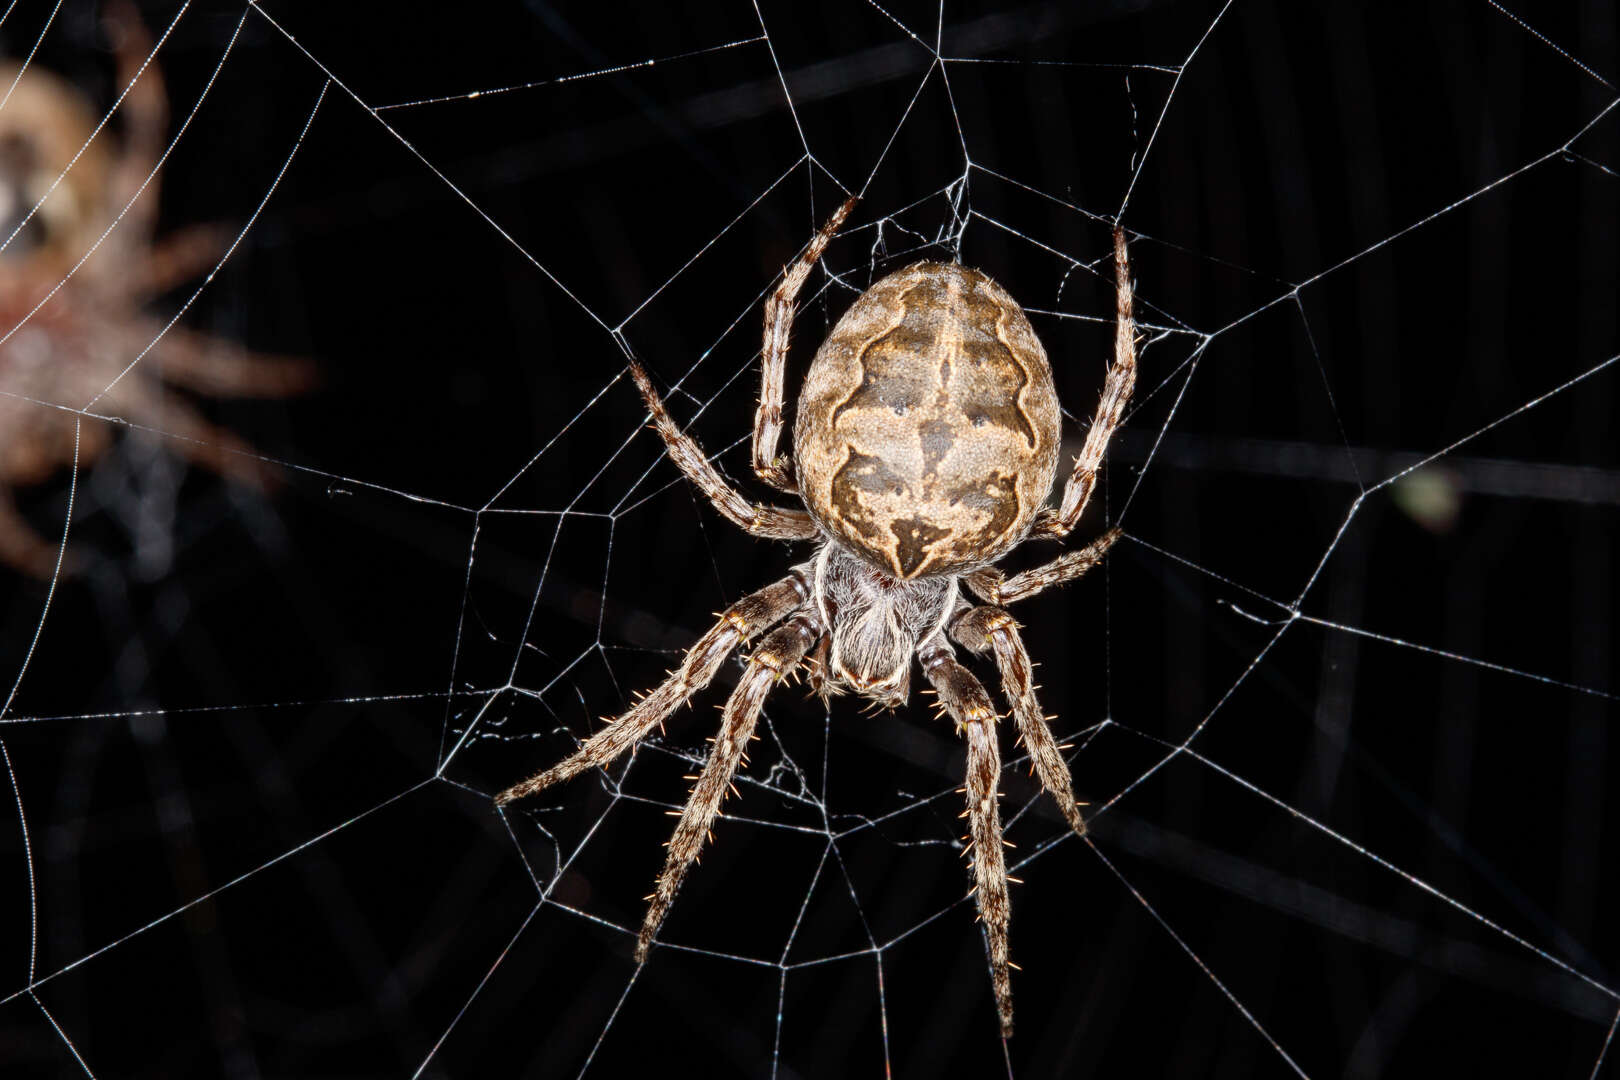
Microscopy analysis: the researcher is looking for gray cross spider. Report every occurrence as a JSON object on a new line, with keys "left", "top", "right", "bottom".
{"left": 497, "top": 197, "right": 1137, "bottom": 1037}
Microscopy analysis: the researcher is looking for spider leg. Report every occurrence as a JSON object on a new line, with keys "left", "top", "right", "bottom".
{"left": 91, "top": 372, "right": 278, "bottom": 489}
{"left": 147, "top": 323, "right": 318, "bottom": 399}
{"left": 495, "top": 572, "right": 808, "bottom": 807}
{"left": 920, "top": 640, "right": 1015, "bottom": 1038}
{"left": 637, "top": 612, "right": 821, "bottom": 961}
{"left": 626, "top": 355, "right": 818, "bottom": 541}
{"left": 951, "top": 606, "right": 1086, "bottom": 837}
{"left": 101, "top": 0, "right": 166, "bottom": 252}
{"left": 1034, "top": 226, "right": 1136, "bottom": 540}
{"left": 129, "top": 224, "right": 230, "bottom": 301}
{"left": 964, "top": 528, "right": 1121, "bottom": 607}
{"left": 753, "top": 196, "right": 858, "bottom": 493}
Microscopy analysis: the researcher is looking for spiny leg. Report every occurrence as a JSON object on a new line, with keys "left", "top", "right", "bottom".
{"left": 753, "top": 195, "right": 858, "bottom": 492}
{"left": 920, "top": 641, "right": 1015, "bottom": 1038}
{"left": 495, "top": 572, "right": 807, "bottom": 806}
{"left": 626, "top": 353, "right": 817, "bottom": 541}
{"left": 1035, "top": 225, "right": 1137, "bottom": 539}
{"left": 951, "top": 607, "right": 1086, "bottom": 836}
{"left": 637, "top": 612, "right": 821, "bottom": 961}
{"left": 964, "top": 527, "right": 1122, "bottom": 607}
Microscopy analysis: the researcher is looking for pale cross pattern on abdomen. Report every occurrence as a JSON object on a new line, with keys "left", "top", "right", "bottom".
{"left": 818, "top": 263, "right": 1057, "bottom": 577}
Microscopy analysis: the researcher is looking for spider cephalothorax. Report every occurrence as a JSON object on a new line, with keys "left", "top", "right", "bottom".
{"left": 498, "top": 196, "right": 1137, "bottom": 1038}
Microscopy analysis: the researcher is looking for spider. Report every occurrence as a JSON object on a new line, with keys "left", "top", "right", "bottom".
{"left": 0, "top": 2, "right": 313, "bottom": 577}
{"left": 497, "top": 196, "right": 1137, "bottom": 1037}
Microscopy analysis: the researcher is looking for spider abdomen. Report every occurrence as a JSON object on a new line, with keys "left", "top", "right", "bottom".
{"left": 795, "top": 263, "right": 1060, "bottom": 578}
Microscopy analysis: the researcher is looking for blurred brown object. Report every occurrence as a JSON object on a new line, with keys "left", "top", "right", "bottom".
{"left": 0, "top": 0, "right": 315, "bottom": 577}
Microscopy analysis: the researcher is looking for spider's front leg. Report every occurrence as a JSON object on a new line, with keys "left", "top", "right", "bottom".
{"left": 1035, "top": 226, "right": 1137, "bottom": 540}
{"left": 950, "top": 606, "right": 1087, "bottom": 837}
{"left": 753, "top": 196, "right": 858, "bottom": 493}
{"left": 495, "top": 571, "right": 808, "bottom": 807}
{"left": 637, "top": 611, "right": 822, "bottom": 961}
{"left": 920, "top": 640, "right": 1016, "bottom": 1038}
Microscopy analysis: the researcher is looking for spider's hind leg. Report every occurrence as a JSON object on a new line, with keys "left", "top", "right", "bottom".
{"left": 495, "top": 571, "right": 808, "bottom": 807}
{"left": 637, "top": 612, "right": 822, "bottom": 961}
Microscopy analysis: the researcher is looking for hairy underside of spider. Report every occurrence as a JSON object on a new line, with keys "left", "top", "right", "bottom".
{"left": 497, "top": 197, "right": 1137, "bottom": 1039}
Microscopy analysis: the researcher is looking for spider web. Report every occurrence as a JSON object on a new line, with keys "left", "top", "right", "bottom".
{"left": 1, "top": 0, "right": 1618, "bottom": 1075}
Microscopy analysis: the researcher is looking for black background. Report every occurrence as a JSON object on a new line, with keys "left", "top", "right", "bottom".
{"left": 1, "top": 0, "right": 1617, "bottom": 1076}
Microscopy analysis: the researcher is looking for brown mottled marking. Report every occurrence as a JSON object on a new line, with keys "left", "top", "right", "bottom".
{"left": 796, "top": 263, "right": 1060, "bottom": 578}
{"left": 828, "top": 446, "right": 905, "bottom": 554}
{"left": 890, "top": 515, "right": 952, "bottom": 578}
